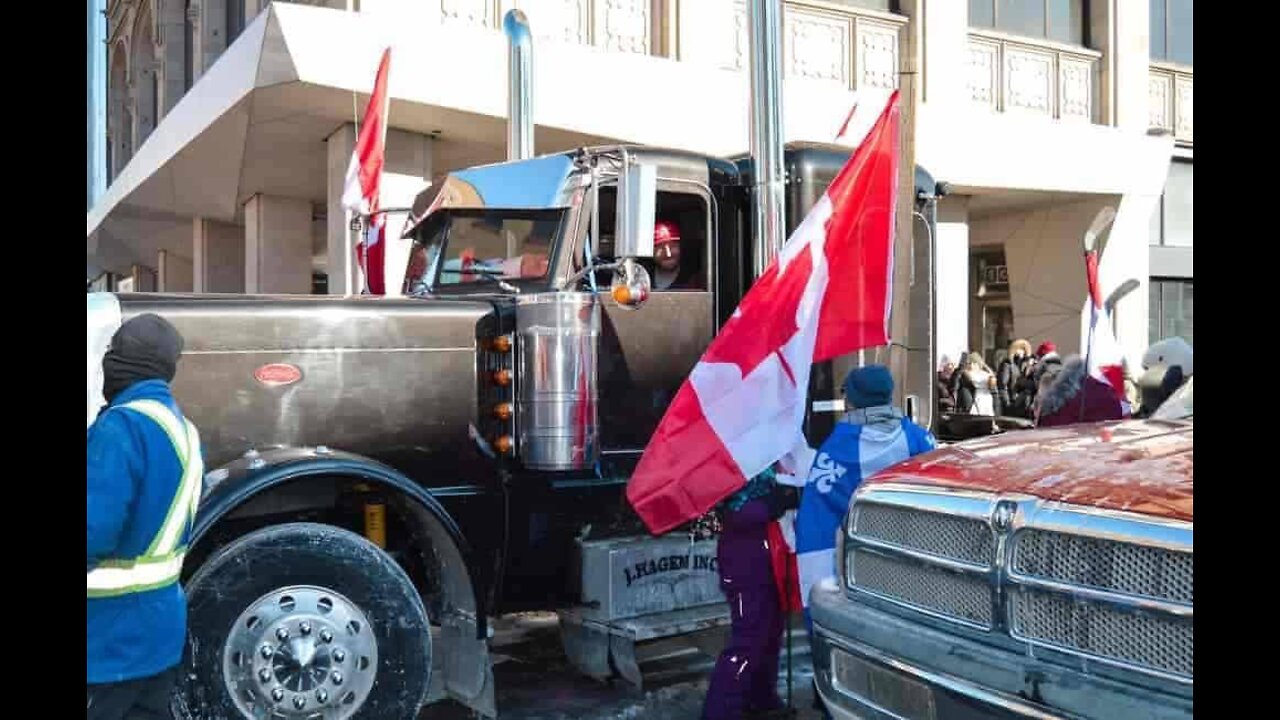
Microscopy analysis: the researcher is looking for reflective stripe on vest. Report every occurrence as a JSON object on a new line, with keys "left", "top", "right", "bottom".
{"left": 87, "top": 400, "right": 203, "bottom": 598}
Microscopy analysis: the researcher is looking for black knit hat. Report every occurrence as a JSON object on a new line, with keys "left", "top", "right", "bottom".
{"left": 102, "top": 314, "right": 184, "bottom": 401}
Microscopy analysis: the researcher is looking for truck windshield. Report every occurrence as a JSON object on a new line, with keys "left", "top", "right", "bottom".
{"left": 404, "top": 209, "right": 565, "bottom": 295}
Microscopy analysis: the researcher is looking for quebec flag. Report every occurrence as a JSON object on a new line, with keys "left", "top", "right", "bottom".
{"left": 794, "top": 407, "right": 935, "bottom": 613}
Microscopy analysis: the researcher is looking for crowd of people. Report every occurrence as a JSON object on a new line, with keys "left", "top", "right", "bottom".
{"left": 937, "top": 339, "right": 1062, "bottom": 420}
{"left": 937, "top": 335, "right": 1193, "bottom": 427}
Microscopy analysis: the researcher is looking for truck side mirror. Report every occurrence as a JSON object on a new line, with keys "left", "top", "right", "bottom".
{"left": 609, "top": 258, "right": 651, "bottom": 310}
{"left": 615, "top": 159, "right": 657, "bottom": 259}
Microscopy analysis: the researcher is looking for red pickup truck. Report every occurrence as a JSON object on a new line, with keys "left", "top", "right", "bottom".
{"left": 809, "top": 378, "right": 1193, "bottom": 719}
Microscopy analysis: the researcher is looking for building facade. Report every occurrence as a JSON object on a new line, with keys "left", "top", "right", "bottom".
{"left": 87, "top": 0, "right": 1192, "bottom": 366}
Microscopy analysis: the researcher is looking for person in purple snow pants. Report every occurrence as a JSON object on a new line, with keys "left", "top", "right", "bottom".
{"left": 702, "top": 468, "right": 798, "bottom": 720}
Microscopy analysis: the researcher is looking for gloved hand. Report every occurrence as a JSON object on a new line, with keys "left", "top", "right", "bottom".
{"left": 764, "top": 485, "right": 799, "bottom": 519}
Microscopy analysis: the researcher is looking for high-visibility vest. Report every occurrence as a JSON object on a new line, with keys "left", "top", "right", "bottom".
{"left": 87, "top": 399, "right": 203, "bottom": 598}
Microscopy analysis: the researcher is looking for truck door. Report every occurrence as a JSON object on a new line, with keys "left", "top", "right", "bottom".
{"left": 576, "top": 180, "right": 718, "bottom": 461}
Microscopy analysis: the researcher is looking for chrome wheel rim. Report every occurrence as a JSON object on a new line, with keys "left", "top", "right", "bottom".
{"left": 223, "top": 585, "right": 378, "bottom": 719}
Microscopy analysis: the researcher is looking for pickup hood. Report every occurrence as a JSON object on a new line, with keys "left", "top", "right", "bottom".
{"left": 870, "top": 419, "right": 1193, "bottom": 522}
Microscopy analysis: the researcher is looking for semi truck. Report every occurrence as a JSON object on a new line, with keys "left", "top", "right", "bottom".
{"left": 85, "top": 6, "right": 945, "bottom": 719}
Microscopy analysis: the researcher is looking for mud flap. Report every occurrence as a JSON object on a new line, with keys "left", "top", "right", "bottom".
{"left": 438, "top": 609, "right": 497, "bottom": 718}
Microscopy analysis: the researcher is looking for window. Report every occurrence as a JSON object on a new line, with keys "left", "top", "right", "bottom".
{"left": 150, "top": 71, "right": 159, "bottom": 130}
{"left": 1150, "top": 0, "right": 1192, "bottom": 66}
{"left": 1149, "top": 160, "right": 1192, "bottom": 247}
{"left": 184, "top": 1, "right": 194, "bottom": 91}
{"left": 590, "top": 186, "right": 711, "bottom": 292}
{"left": 1148, "top": 279, "right": 1192, "bottom": 346}
{"left": 227, "top": 1, "right": 246, "bottom": 46}
{"left": 969, "top": 0, "right": 1086, "bottom": 45}
{"left": 405, "top": 209, "right": 564, "bottom": 293}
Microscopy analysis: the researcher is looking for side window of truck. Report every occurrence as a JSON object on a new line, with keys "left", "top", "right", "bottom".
{"left": 587, "top": 185, "right": 712, "bottom": 292}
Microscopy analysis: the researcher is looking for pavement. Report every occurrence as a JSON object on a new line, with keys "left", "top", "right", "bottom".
{"left": 425, "top": 612, "right": 826, "bottom": 720}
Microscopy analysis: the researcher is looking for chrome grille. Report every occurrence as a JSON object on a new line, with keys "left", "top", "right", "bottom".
{"left": 849, "top": 548, "right": 992, "bottom": 627}
{"left": 1013, "top": 529, "right": 1193, "bottom": 603}
{"left": 853, "top": 503, "right": 994, "bottom": 566}
{"left": 1009, "top": 588, "right": 1193, "bottom": 679}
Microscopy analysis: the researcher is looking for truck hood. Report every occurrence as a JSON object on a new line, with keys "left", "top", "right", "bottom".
{"left": 870, "top": 419, "right": 1193, "bottom": 522}
{"left": 89, "top": 292, "right": 496, "bottom": 468}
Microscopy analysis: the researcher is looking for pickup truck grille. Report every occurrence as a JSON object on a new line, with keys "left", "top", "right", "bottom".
{"left": 1008, "top": 528, "right": 1193, "bottom": 680}
{"left": 1009, "top": 587, "right": 1193, "bottom": 678}
{"left": 844, "top": 486, "right": 1193, "bottom": 683}
{"left": 846, "top": 497, "right": 995, "bottom": 628}
{"left": 848, "top": 548, "right": 993, "bottom": 627}
{"left": 853, "top": 503, "right": 994, "bottom": 566}
{"left": 1012, "top": 529, "right": 1193, "bottom": 604}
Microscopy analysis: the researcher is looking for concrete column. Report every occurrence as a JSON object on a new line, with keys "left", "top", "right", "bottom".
{"left": 244, "top": 194, "right": 313, "bottom": 294}
{"left": 188, "top": 1, "right": 205, "bottom": 83}
{"left": 202, "top": 0, "right": 229, "bottom": 74}
{"left": 382, "top": 129, "right": 434, "bottom": 296}
{"left": 159, "top": 1, "right": 187, "bottom": 116}
{"left": 1092, "top": 0, "right": 1152, "bottom": 132}
{"left": 915, "top": 0, "right": 969, "bottom": 110}
{"left": 133, "top": 54, "right": 159, "bottom": 149}
{"left": 326, "top": 125, "right": 434, "bottom": 295}
{"left": 935, "top": 196, "right": 970, "bottom": 369}
{"left": 326, "top": 123, "right": 358, "bottom": 296}
{"left": 193, "top": 217, "right": 245, "bottom": 292}
{"left": 158, "top": 249, "right": 194, "bottom": 292}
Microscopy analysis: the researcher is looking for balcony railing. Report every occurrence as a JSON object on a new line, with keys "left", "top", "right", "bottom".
{"left": 675, "top": 0, "right": 906, "bottom": 91}
{"left": 440, "top": 0, "right": 663, "bottom": 56}
{"left": 439, "top": 1, "right": 905, "bottom": 92}
{"left": 1149, "top": 63, "right": 1192, "bottom": 144}
{"left": 966, "top": 29, "right": 1101, "bottom": 123}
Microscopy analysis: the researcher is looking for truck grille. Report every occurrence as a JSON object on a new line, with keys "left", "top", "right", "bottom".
{"left": 1013, "top": 529, "right": 1193, "bottom": 604}
{"left": 1009, "top": 588, "right": 1193, "bottom": 678}
{"left": 852, "top": 503, "right": 994, "bottom": 567}
{"left": 844, "top": 487, "right": 1193, "bottom": 683}
{"left": 848, "top": 548, "right": 992, "bottom": 628}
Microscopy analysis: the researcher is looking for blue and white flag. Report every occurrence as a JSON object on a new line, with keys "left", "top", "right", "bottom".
{"left": 794, "top": 406, "right": 935, "bottom": 611}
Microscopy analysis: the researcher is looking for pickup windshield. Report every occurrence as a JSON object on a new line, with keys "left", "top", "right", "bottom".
{"left": 404, "top": 209, "right": 566, "bottom": 295}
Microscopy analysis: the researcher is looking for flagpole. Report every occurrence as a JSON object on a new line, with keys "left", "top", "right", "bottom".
{"left": 785, "top": 542, "right": 793, "bottom": 710}
{"left": 362, "top": 223, "right": 370, "bottom": 294}
{"left": 1081, "top": 284, "right": 1095, "bottom": 424}
{"left": 350, "top": 89, "right": 363, "bottom": 297}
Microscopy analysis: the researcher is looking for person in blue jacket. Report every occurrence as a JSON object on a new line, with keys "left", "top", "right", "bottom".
{"left": 794, "top": 365, "right": 935, "bottom": 717}
{"left": 88, "top": 314, "right": 203, "bottom": 719}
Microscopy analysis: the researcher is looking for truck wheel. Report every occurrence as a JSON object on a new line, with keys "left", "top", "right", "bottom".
{"left": 176, "top": 522, "right": 431, "bottom": 720}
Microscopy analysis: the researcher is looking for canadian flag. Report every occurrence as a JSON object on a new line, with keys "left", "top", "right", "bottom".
{"left": 1083, "top": 238, "right": 1130, "bottom": 414}
{"left": 626, "top": 91, "right": 901, "bottom": 535}
{"left": 342, "top": 48, "right": 392, "bottom": 295}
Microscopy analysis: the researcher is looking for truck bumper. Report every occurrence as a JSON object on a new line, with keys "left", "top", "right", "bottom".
{"left": 808, "top": 579, "right": 1191, "bottom": 720}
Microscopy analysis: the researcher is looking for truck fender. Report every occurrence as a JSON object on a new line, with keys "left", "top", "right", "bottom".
{"left": 191, "top": 445, "right": 497, "bottom": 716}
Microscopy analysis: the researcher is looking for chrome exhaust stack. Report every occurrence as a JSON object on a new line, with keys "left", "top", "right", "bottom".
{"left": 503, "top": 9, "right": 534, "bottom": 161}
{"left": 747, "top": 0, "right": 786, "bottom": 278}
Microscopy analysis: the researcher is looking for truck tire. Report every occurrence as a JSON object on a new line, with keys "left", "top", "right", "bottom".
{"left": 175, "top": 522, "right": 431, "bottom": 720}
